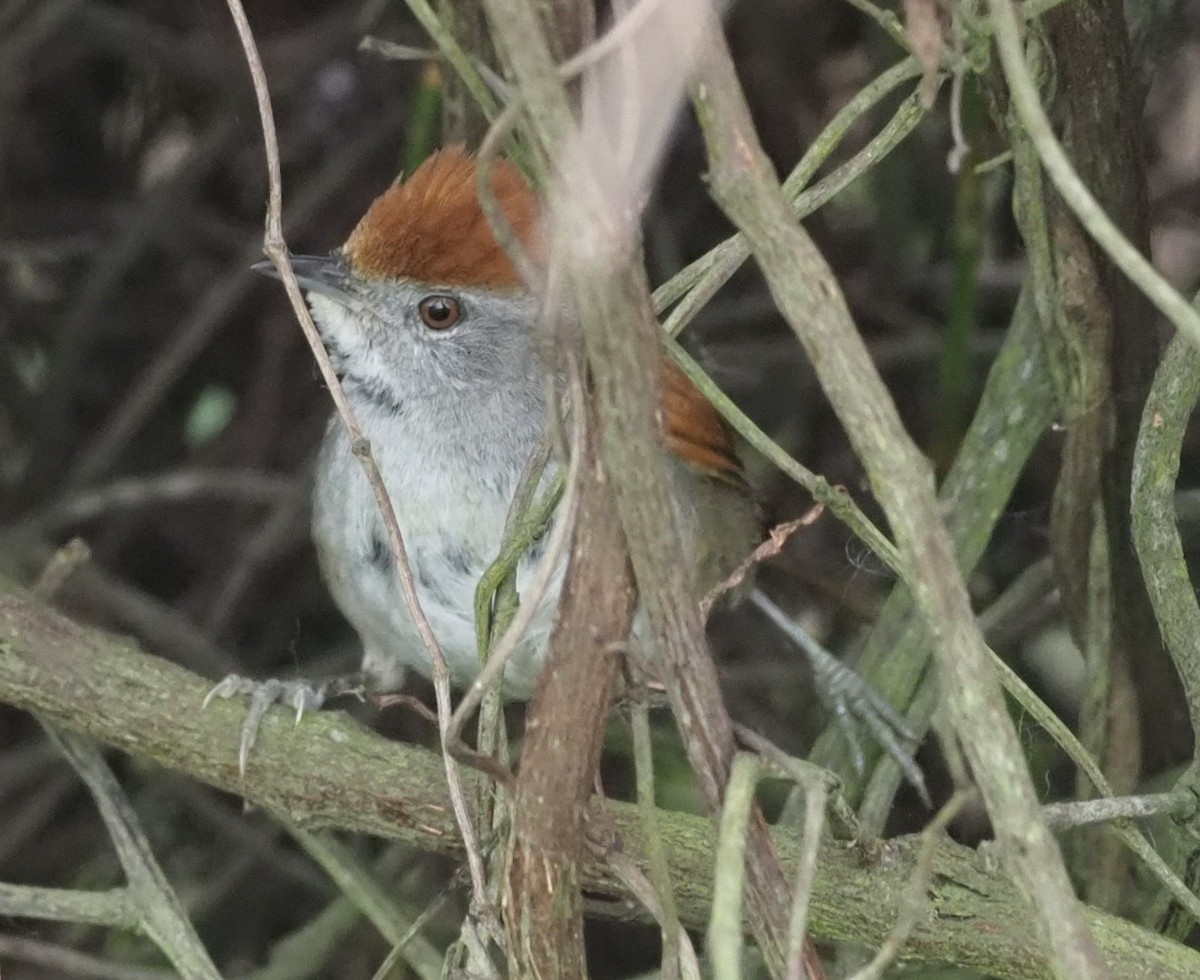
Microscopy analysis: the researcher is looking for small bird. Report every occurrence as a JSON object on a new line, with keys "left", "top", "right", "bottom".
{"left": 209, "top": 147, "right": 919, "bottom": 790}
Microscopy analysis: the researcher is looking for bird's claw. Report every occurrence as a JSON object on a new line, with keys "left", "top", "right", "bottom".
{"left": 749, "top": 591, "right": 929, "bottom": 806}
{"left": 203, "top": 674, "right": 363, "bottom": 776}
{"left": 807, "top": 649, "right": 929, "bottom": 805}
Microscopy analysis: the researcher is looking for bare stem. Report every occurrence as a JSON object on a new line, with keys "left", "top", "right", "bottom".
{"left": 221, "top": 0, "right": 491, "bottom": 917}
{"left": 689, "top": 6, "right": 1108, "bottom": 975}
{"left": 988, "top": 0, "right": 1200, "bottom": 347}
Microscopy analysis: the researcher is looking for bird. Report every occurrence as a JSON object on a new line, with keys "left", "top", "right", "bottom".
{"left": 207, "top": 146, "right": 920, "bottom": 792}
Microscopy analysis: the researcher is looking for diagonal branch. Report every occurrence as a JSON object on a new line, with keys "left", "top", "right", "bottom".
{"left": 686, "top": 8, "right": 1108, "bottom": 978}
{"left": 42, "top": 725, "right": 221, "bottom": 978}
{"left": 473, "top": 0, "right": 817, "bottom": 971}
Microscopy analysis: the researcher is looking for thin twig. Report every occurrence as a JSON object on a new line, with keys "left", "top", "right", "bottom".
{"left": 245, "top": 896, "right": 366, "bottom": 980}
{"left": 42, "top": 725, "right": 221, "bottom": 977}
{"left": 606, "top": 852, "right": 702, "bottom": 980}
{"left": 26, "top": 468, "right": 294, "bottom": 534}
{"left": 836, "top": 0, "right": 909, "bottom": 49}
{"left": 400, "top": 0, "right": 502, "bottom": 121}
{"left": 31, "top": 538, "right": 90, "bottom": 599}
{"left": 0, "top": 884, "right": 135, "bottom": 928}
{"left": 784, "top": 782, "right": 827, "bottom": 980}
{"left": 701, "top": 510, "right": 821, "bottom": 616}
{"left": 66, "top": 108, "right": 407, "bottom": 490}
{"left": 1132, "top": 323, "right": 1200, "bottom": 744}
{"left": 986, "top": 645, "right": 1200, "bottom": 924}
{"left": 0, "top": 934, "right": 176, "bottom": 980}
{"left": 988, "top": 0, "right": 1200, "bottom": 348}
{"left": 946, "top": 7, "right": 970, "bottom": 173}
{"left": 368, "top": 885, "right": 456, "bottom": 980}
{"left": 846, "top": 790, "right": 976, "bottom": 980}
{"left": 668, "top": 340, "right": 901, "bottom": 576}
{"left": 357, "top": 36, "right": 439, "bottom": 61}
{"left": 281, "top": 820, "right": 443, "bottom": 978}
{"left": 475, "top": 99, "right": 541, "bottom": 286}
{"left": 204, "top": 476, "right": 310, "bottom": 633}
{"left": 627, "top": 666, "right": 693, "bottom": 978}
{"left": 220, "top": 0, "right": 490, "bottom": 917}
{"left": 445, "top": 363, "right": 583, "bottom": 772}
{"left": 1042, "top": 792, "right": 1199, "bottom": 831}
{"left": 733, "top": 724, "right": 860, "bottom": 841}
{"left": 707, "top": 753, "right": 760, "bottom": 980}
{"left": 655, "top": 57, "right": 925, "bottom": 320}
{"left": 29, "top": 118, "right": 241, "bottom": 498}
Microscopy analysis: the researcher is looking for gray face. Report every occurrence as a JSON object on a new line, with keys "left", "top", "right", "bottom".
{"left": 296, "top": 251, "right": 564, "bottom": 698}
{"left": 285, "top": 253, "right": 545, "bottom": 419}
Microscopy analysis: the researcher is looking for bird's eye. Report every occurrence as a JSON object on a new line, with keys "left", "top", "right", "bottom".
{"left": 417, "top": 295, "right": 462, "bottom": 330}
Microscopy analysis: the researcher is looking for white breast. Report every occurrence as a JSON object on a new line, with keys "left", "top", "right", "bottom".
{"left": 311, "top": 405, "right": 560, "bottom": 699}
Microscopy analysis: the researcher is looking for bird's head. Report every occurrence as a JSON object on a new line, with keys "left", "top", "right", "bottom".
{"left": 260, "top": 147, "right": 545, "bottom": 414}
{"left": 258, "top": 146, "right": 743, "bottom": 483}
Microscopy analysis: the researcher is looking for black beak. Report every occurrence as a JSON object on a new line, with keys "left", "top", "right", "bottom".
{"left": 252, "top": 253, "right": 354, "bottom": 304}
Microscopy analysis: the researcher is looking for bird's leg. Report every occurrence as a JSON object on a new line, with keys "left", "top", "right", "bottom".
{"left": 203, "top": 671, "right": 368, "bottom": 775}
{"left": 748, "top": 589, "right": 929, "bottom": 805}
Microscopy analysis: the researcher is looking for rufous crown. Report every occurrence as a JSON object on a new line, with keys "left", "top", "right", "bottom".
{"left": 343, "top": 146, "right": 538, "bottom": 289}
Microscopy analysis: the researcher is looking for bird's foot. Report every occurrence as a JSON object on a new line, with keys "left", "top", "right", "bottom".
{"left": 203, "top": 673, "right": 365, "bottom": 775}
{"left": 749, "top": 590, "right": 929, "bottom": 805}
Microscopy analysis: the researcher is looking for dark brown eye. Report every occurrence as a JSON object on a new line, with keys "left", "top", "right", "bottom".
{"left": 417, "top": 294, "right": 462, "bottom": 330}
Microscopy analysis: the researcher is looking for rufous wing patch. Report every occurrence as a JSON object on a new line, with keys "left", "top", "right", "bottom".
{"left": 343, "top": 146, "right": 539, "bottom": 288}
{"left": 660, "top": 358, "right": 743, "bottom": 483}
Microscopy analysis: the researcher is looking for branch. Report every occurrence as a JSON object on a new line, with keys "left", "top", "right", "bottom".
{"left": 4, "top": 591, "right": 1200, "bottom": 977}
{"left": 987, "top": 0, "right": 1200, "bottom": 347}
{"left": 687, "top": 9, "right": 1108, "bottom": 978}
{"left": 505, "top": 395, "right": 634, "bottom": 976}
{"left": 1132, "top": 325, "right": 1200, "bottom": 750}
{"left": 809, "top": 285, "right": 1056, "bottom": 825}
{"left": 474, "top": 0, "right": 810, "bottom": 972}
{"left": 39, "top": 725, "right": 222, "bottom": 979}
{"left": 221, "top": 0, "right": 489, "bottom": 915}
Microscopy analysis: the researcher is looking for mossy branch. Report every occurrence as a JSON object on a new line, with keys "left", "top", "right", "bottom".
{"left": 3, "top": 589, "right": 1200, "bottom": 977}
